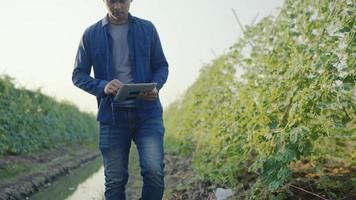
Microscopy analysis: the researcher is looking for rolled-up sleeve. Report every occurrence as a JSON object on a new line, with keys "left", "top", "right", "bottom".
{"left": 72, "top": 30, "right": 108, "bottom": 98}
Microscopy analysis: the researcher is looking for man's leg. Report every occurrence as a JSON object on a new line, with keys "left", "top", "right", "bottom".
{"left": 134, "top": 117, "right": 165, "bottom": 200}
{"left": 99, "top": 109, "right": 133, "bottom": 200}
{"left": 101, "top": 146, "right": 131, "bottom": 200}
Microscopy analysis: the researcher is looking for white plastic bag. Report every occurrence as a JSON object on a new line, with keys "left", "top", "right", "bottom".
{"left": 215, "top": 188, "right": 233, "bottom": 200}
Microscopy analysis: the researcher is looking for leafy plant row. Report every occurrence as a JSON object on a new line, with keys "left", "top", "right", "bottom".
{"left": 164, "top": 0, "right": 355, "bottom": 198}
{"left": 0, "top": 75, "right": 98, "bottom": 156}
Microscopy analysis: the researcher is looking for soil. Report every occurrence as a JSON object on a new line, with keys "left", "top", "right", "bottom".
{"left": 163, "top": 153, "right": 216, "bottom": 200}
{"left": 162, "top": 154, "right": 355, "bottom": 200}
{"left": 0, "top": 145, "right": 100, "bottom": 200}
{"left": 124, "top": 151, "right": 216, "bottom": 200}
{"left": 1, "top": 147, "right": 354, "bottom": 200}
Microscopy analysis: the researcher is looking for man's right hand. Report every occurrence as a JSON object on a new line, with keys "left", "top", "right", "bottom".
{"left": 104, "top": 79, "right": 123, "bottom": 95}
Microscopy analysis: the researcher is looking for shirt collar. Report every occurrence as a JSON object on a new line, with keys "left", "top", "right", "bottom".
{"left": 101, "top": 12, "right": 134, "bottom": 27}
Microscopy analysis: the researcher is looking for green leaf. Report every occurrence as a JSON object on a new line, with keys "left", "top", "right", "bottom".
{"left": 268, "top": 180, "right": 283, "bottom": 192}
{"left": 339, "top": 27, "right": 351, "bottom": 33}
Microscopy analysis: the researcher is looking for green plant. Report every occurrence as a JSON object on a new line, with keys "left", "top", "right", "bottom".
{"left": 164, "top": 0, "right": 355, "bottom": 198}
{"left": 0, "top": 75, "right": 98, "bottom": 156}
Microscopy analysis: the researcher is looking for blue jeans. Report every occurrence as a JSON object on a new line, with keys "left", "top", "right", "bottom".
{"left": 99, "top": 107, "right": 165, "bottom": 200}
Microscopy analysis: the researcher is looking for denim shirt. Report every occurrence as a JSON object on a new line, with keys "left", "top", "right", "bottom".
{"left": 72, "top": 13, "right": 169, "bottom": 124}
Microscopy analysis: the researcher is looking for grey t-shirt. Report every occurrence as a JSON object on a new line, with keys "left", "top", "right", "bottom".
{"left": 108, "top": 22, "right": 136, "bottom": 107}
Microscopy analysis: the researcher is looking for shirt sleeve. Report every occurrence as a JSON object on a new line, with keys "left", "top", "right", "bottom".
{"left": 72, "top": 29, "right": 108, "bottom": 98}
{"left": 149, "top": 23, "right": 169, "bottom": 91}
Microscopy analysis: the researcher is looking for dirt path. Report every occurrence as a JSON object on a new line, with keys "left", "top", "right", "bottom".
{"left": 126, "top": 147, "right": 143, "bottom": 199}
{"left": 125, "top": 149, "right": 214, "bottom": 200}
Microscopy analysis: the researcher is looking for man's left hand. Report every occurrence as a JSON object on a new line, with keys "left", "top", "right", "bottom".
{"left": 138, "top": 87, "right": 158, "bottom": 101}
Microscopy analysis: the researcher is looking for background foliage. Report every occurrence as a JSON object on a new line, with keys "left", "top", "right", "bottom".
{"left": 0, "top": 75, "right": 98, "bottom": 156}
{"left": 164, "top": 0, "right": 355, "bottom": 198}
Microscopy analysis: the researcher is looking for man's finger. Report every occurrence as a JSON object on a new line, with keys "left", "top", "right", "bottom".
{"left": 109, "top": 86, "right": 117, "bottom": 92}
{"left": 112, "top": 79, "right": 122, "bottom": 84}
{"left": 111, "top": 81, "right": 121, "bottom": 88}
{"left": 111, "top": 86, "right": 120, "bottom": 92}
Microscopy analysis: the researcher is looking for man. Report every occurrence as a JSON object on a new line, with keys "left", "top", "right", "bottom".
{"left": 72, "top": 0, "right": 169, "bottom": 199}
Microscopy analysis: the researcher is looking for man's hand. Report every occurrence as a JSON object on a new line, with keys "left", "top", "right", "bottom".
{"left": 138, "top": 87, "right": 158, "bottom": 101}
{"left": 104, "top": 79, "right": 123, "bottom": 95}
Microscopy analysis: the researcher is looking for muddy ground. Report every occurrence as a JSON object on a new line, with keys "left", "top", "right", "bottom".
{"left": 0, "top": 145, "right": 100, "bottom": 200}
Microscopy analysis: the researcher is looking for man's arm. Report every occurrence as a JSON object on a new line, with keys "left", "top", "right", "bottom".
{"left": 149, "top": 24, "right": 169, "bottom": 91}
{"left": 72, "top": 30, "right": 108, "bottom": 98}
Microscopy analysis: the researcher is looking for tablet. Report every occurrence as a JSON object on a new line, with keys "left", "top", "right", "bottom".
{"left": 113, "top": 83, "right": 157, "bottom": 102}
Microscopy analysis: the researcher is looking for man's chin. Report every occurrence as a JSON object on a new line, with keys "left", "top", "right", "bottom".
{"left": 114, "top": 12, "right": 125, "bottom": 17}
{"left": 108, "top": 14, "right": 128, "bottom": 23}
{"left": 113, "top": 14, "right": 127, "bottom": 21}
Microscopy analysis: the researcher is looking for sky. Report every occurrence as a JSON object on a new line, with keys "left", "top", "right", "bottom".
{"left": 0, "top": 0, "right": 284, "bottom": 114}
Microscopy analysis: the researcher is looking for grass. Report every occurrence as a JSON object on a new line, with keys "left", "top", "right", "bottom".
{"left": 0, "top": 163, "right": 29, "bottom": 179}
